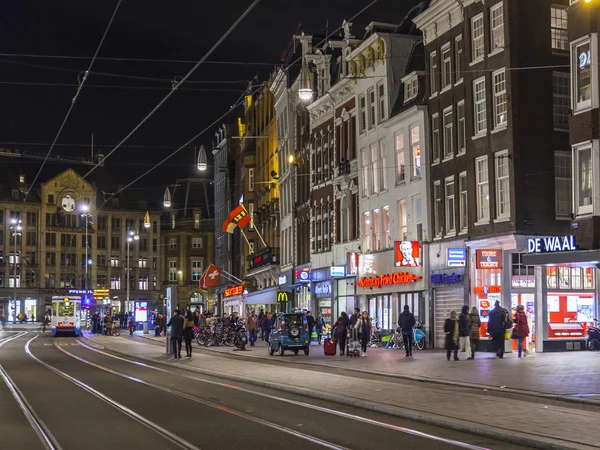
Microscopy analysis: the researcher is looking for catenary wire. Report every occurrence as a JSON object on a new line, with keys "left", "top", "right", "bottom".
{"left": 0, "top": 80, "right": 258, "bottom": 92}
{"left": 82, "top": 0, "right": 262, "bottom": 180}
{"left": 24, "top": 0, "right": 123, "bottom": 203}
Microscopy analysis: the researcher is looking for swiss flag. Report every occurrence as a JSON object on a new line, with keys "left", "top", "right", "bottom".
{"left": 200, "top": 264, "right": 222, "bottom": 288}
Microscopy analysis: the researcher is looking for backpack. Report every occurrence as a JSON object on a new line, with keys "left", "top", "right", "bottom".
{"left": 503, "top": 309, "right": 513, "bottom": 330}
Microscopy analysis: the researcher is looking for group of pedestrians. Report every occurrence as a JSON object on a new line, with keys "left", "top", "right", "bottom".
{"left": 445, "top": 301, "right": 530, "bottom": 360}
{"left": 167, "top": 308, "right": 196, "bottom": 358}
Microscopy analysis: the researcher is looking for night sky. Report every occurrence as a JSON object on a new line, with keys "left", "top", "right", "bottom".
{"left": 0, "top": 0, "right": 418, "bottom": 196}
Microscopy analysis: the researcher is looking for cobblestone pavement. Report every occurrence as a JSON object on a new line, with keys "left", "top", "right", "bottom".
{"left": 82, "top": 331, "right": 600, "bottom": 450}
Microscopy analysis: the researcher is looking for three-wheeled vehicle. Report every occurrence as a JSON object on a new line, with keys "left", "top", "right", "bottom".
{"left": 268, "top": 312, "right": 310, "bottom": 356}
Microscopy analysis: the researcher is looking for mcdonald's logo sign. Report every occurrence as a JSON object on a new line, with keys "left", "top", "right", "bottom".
{"left": 277, "top": 291, "right": 290, "bottom": 303}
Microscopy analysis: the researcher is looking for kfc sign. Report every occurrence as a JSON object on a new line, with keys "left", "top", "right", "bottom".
{"left": 395, "top": 241, "right": 421, "bottom": 267}
{"left": 357, "top": 272, "right": 422, "bottom": 288}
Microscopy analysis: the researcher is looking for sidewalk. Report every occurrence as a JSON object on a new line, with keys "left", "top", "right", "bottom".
{"left": 131, "top": 331, "right": 600, "bottom": 399}
{"left": 82, "top": 331, "right": 600, "bottom": 450}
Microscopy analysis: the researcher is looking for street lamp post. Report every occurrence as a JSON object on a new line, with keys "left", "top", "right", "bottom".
{"left": 10, "top": 218, "right": 22, "bottom": 323}
{"left": 80, "top": 205, "right": 92, "bottom": 296}
{"left": 126, "top": 228, "right": 139, "bottom": 313}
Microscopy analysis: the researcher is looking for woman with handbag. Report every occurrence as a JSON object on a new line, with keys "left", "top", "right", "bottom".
{"left": 513, "top": 305, "right": 530, "bottom": 358}
{"left": 444, "top": 311, "right": 460, "bottom": 361}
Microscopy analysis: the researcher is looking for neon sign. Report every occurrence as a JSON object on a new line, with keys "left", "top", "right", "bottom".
{"left": 357, "top": 272, "right": 422, "bottom": 288}
{"left": 473, "top": 285, "right": 501, "bottom": 295}
{"left": 224, "top": 285, "right": 243, "bottom": 297}
{"left": 527, "top": 236, "right": 576, "bottom": 253}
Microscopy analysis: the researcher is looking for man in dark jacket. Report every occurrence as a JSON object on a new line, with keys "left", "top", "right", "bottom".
{"left": 263, "top": 312, "right": 275, "bottom": 344}
{"left": 398, "top": 305, "right": 416, "bottom": 357}
{"left": 488, "top": 301, "right": 507, "bottom": 358}
{"left": 349, "top": 308, "right": 360, "bottom": 329}
{"left": 458, "top": 305, "right": 471, "bottom": 358}
{"left": 167, "top": 309, "right": 184, "bottom": 358}
{"left": 306, "top": 311, "right": 315, "bottom": 345}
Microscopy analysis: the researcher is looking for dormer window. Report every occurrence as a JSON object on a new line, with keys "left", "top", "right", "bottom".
{"left": 404, "top": 75, "right": 419, "bottom": 103}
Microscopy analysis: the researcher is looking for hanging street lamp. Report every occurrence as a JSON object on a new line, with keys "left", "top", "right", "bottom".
{"left": 143, "top": 211, "right": 151, "bottom": 229}
{"left": 197, "top": 145, "right": 208, "bottom": 171}
{"left": 163, "top": 187, "right": 172, "bottom": 208}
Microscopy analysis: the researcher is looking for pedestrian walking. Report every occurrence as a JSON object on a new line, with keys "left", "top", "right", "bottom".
{"left": 458, "top": 305, "right": 471, "bottom": 358}
{"left": 104, "top": 312, "right": 113, "bottom": 336}
{"left": 167, "top": 309, "right": 184, "bottom": 358}
{"left": 444, "top": 311, "right": 459, "bottom": 361}
{"left": 334, "top": 312, "right": 349, "bottom": 356}
{"left": 183, "top": 310, "right": 194, "bottom": 357}
{"left": 488, "top": 300, "right": 510, "bottom": 359}
{"left": 42, "top": 312, "right": 51, "bottom": 332}
{"left": 246, "top": 310, "right": 259, "bottom": 347}
{"left": 258, "top": 309, "right": 265, "bottom": 340}
{"left": 263, "top": 312, "right": 275, "bottom": 344}
{"left": 306, "top": 311, "right": 315, "bottom": 345}
{"left": 355, "top": 311, "right": 372, "bottom": 357}
{"left": 468, "top": 306, "right": 481, "bottom": 359}
{"left": 513, "top": 305, "right": 530, "bottom": 358}
{"left": 349, "top": 308, "right": 360, "bottom": 329}
{"left": 315, "top": 312, "right": 325, "bottom": 345}
{"left": 398, "top": 305, "right": 416, "bottom": 357}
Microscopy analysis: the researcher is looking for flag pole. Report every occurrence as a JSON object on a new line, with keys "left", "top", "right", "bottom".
{"left": 220, "top": 270, "right": 244, "bottom": 285}
{"left": 239, "top": 227, "right": 252, "bottom": 251}
{"left": 241, "top": 203, "right": 268, "bottom": 248}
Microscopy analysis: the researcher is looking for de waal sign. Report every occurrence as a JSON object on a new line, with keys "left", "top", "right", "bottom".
{"left": 527, "top": 236, "right": 576, "bottom": 253}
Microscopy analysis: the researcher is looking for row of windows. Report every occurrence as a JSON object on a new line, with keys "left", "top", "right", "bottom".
{"left": 358, "top": 83, "right": 386, "bottom": 134}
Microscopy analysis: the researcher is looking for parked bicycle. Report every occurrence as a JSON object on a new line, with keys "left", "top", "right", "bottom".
{"left": 386, "top": 322, "right": 427, "bottom": 351}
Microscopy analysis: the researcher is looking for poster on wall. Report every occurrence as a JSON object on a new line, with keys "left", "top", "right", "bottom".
{"left": 476, "top": 249, "right": 502, "bottom": 269}
{"left": 395, "top": 241, "right": 421, "bottom": 267}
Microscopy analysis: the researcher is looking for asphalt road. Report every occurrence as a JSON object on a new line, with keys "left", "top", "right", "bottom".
{"left": 0, "top": 331, "right": 529, "bottom": 450}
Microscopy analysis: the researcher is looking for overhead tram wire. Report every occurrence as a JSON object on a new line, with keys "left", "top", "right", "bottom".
{"left": 98, "top": 84, "right": 263, "bottom": 211}
{"left": 23, "top": 0, "right": 123, "bottom": 203}
{"left": 83, "top": 0, "right": 262, "bottom": 180}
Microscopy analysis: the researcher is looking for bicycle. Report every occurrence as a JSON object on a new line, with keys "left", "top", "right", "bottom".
{"left": 112, "top": 322, "right": 120, "bottom": 336}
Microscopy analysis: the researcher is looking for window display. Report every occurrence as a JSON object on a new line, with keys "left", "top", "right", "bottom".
{"left": 512, "top": 293, "right": 535, "bottom": 352}
{"left": 547, "top": 293, "right": 595, "bottom": 338}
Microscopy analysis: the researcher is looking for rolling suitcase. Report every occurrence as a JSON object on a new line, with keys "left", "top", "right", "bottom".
{"left": 346, "top": 328, "right": 361, "bottom": 357}
{"left": 324, "top": 337, "right": 337, "bottom": 356}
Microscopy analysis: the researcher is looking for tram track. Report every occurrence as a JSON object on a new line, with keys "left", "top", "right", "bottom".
{"left": 72, "top": 338, "right": 492, "bottom": 450}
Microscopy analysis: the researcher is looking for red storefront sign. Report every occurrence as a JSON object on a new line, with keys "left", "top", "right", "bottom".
{"left": 224, "top": 285, "right": 243, "bottom": 297}
{"left": 357, "top": 272, "right": 422, "bottom": 288}
{"left": 473, "top": 285, "right": 501, "bottom": 295}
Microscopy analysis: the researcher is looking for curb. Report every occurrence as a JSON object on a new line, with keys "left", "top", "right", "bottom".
{"left": 78, "top": 333, "right": 592, "bottom": 450}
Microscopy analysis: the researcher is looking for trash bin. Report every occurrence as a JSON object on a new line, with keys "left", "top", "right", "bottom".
{"left": 143, "top": 321, "right": 149, "bottom": 334}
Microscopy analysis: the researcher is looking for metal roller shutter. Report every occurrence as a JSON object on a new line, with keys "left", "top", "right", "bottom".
{"left": 434, "top": 288, "right": 465, "bottom": 349}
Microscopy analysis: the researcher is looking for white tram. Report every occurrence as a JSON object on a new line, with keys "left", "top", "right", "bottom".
{"left": 51, "top": 296, "right": 82, "bottom": 337}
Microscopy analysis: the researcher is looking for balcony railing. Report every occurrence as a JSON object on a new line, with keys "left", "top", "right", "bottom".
{"left": 248, "top": 247, "right": 280, "bottom": 270}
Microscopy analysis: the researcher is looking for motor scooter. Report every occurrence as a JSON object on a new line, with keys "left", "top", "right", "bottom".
{"left": 586, "top": 319, "right": 600, "bottom": 351}
{"left": 129, "top": 320, "right": 136, "bottom": 336}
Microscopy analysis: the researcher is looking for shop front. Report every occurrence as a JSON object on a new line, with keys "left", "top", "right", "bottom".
{"left": 241, "top": 286, "right": 279, "bottom": 317}
{"left": 329, "top": 253, "right": 358, "bottom": 326}
{"left": 278, "top": 269, "right": 293, "bottom": 313}
{"left": 222, "top": 284, "right": 245, "bottom": 316}
{"left": 313, "top": 280, "right": 333, "bottom": 325}
{"left": 522, "top": 238, "right": 599, "bottom": 352}
{"left": 355, "top": 243, "right": 426, "bottom": 332}
{"left": 293, "top": 264, "right": 312, "bottom": 312}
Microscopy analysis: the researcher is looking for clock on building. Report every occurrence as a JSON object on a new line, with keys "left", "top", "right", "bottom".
{"left": 61, "top": 194, "right": 76, "bottom": 212}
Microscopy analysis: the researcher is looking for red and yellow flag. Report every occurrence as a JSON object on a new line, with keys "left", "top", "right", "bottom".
{"left": 222, "top": 204, "right": 251, "bottom": 233}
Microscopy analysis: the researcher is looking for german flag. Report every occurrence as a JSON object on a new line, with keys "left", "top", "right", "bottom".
{"left": 222, "top": 203, "right": 252, "bottom": 233}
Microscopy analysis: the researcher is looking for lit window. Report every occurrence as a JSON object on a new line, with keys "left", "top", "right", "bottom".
{"left": 138, "top": 257, "right": 147, "bottom": 268}
{"left": 432, "top": 114, "right": 440, "bottom": 163}
{"left": 490, "top": 3, "right": 504, "bottom": 51}
{"left": 551, "top": 6, "right": 568, "bottom": 51}
{"left": 383, "top": 205, "right": 391, "bottom": 248}
{"left": 361, "top": 148, "right": 370, "bottom": 196}
{"left": 194, "top": 213, "right": 200, "bottom": 229}
{"left": 169, "top": 261, "right": 178, "bottom": 282}
{"left": 476, "top": 156, "right": 490, "bottom": 222}
{"left": 445, "top": 177, "right": 456, "bottom": 234}
{"left": 457, "top": 100, "right": 466, "bottom": 154}
{"left": 138, "top": 276, "right": 148, "bottom": 290}
{"left": 110, "top": 275, "right": 120, "bottom": 290}
{"left": 192, "top": 237, "right": 202, "bottom": 249}
{"left": 363, "top": 212, "right": 372, "bottom": 251}
{"left": 410, "top": 125, "right": 421, "bottom": 178}
{"left": 493, "top": 69, "right": 507, "bottom": 128}
{"left": 395, "top": 133, "right": 405, "bottom": 183}
{"left": 373, "top": 208, "right": 381, "bottom": 250}
{"left": 443, "top": 107, "right": 454, "bottom": 159}
{"left": 459, "top": 172, "right": 468, "bottom": 232}
{"left": 471, "top": 14, "right": 484, "bottom": 61}
{"left": 379, "top": 139, "right": 387, "bottom": 191}
{"left": 441, "top": 44, "right": 452, "bottom": 89}
{"left": 473, "top": 77, "right": 487, "bottom": 134}
{"left": 495, "top": 150, "right": 510, "bottom": 219}
{"left": 552, "top": 72, "right": 570, "bottom": 129}
{"left": 554, "top": 152, "right": 572, "bottom": 218}
{"left": 572, "top": 38, "right": 592, "bottom": 111}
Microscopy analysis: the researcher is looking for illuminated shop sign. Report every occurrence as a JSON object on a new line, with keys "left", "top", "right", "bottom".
{"left": 473, "top": 285, "right": 501, "bottom": 295}
{"left": 357, "top": 272, "right": 422, "bottom": 288}
{"left": 395, "top": 241, "right": 421, "bottom": 267}
{"left": 527, "top": 236, "right": 576, "bottom": 253}
{"left": 359, "top": 254, "right": 376, "bottom": 275}
{"left": 447, "top": 248, "right": 467, "bottom": 267}
{"left": 295, "top": 267, "right": 311, "bottom": 283}
{"left": 476, "top": 250, "right": 501, "bottom": 269}
{"left": 430, "top": 273, "right": 462, "bottom": 284}
{"left": 330, "top": 266, "right": 346, "bottom": 277}
{"left": 68, "top": 289, "right": 93, "bottom": 295}
{"left": 278, "top": 275, "right": 288, "bottom": 285}
{"left": 277, "top": 291, "right": 290, "bottom": 303}
{"left": 314, "top": 283, "right": 332, "bottom": 295}
{"left": 224, "top": 285, "right": 244, "bottom": 297}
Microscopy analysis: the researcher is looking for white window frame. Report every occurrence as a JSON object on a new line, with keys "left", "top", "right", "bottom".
{"left": 410, "top": 125, "right": 421, "bottom": 179}
{"left": 404, "top": 76, "right": 418, "bottom": 102}
{"left": 475, "top": 156, "right": 490, "bottom": 224}
{"left": 169, "top": 237, "right": 177, "bottom": 249}
{"left": 552, "top": 71, "right": 570, "bottom": 131}
{"left": 370, "top": 142, "right": 379, "bottom": 194}
{"left": 551, "top": 6, "right": 568, "bottom": 51}
{"left": 361, "top": 148, "right": 370, "bottom": 196}
{"left": 192, "top": 237, "right": 203, "bottom": 249}
{"left": 471, "top": 13, "right": 485, "bottom": 63}
{"left": 434, "top": 181, "right": 442, "bottom": 238}
{"left": 395, "top": 132, "right": 406, "bottom": 184}
{"left": 368, "top": 87, "right": 376, "bottom": 130}
{"left": 493, "top": 69, "right": 508, "bottom": 129}
{"left": 191, "top": 260, "right": 203, "bottom": 282}
{"left": 455, "top": 34, "right": 463, "bottom": 84}
{"left": 442, "top": 106, "right": 454, "bottom": 160}
{"left": 441, "top": 43, "right": 452, "bottom": 90}
{"left": 571, "top": 34, "right": 598, "bottom": 114}
{"left": 248, "top": 168, "right": 255, "bottom": 192}
{"left": 457, "top": 100, "right": 466, "bottom": 155}
{"left": 490, "top": 2, "right": 505, "bottom": 53}
{"left": 359, "top": 94, "right": 367, "bottom": 133}
{"left": 554, "top": 151, "right": 573, "bottom": 219}
{"left": 445, "top": 176, "right": 456, "bottom": 235}
{"left": 373, "top": 208, "right": 381, "bottom": 250}
{"left": 573, "top": 141, "right": 595, "bottom": 216}
{"left": 494, "top": 150, "right": 511, "bottom": 220}
{"left": 383, "top": 205, "right": 391, "bottom": 248}
{"left": 430, "top": 51, "right": 438, "bottom": 96}
{"left": 138, "top": 276, "right": 148, "bottom": 290}
{"left": 473, "top": 77, "right": 487, "bottom": 135}
{"left": 363, "top": 211, "right": 372, "bottom": 252}
{"left": 377, "top": 82, "right": 386, "bottom": 122}
{"left": 379, "top": 138, "right": 387, "bottom": 191}
{"left": 459, "top": 171, "right": 468, "bottom": 233}
{"left": 432, "top": 113, "right": 440, "bottom": 163}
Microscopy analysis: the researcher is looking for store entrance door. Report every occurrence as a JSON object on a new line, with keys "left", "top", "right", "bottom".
{"left": 511, "top": 293, "right": 535, "bottom": 352}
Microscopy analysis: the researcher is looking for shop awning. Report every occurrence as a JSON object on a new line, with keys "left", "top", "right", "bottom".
{"left": 522, "top": 249, "right": 600, "bottom": 267}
